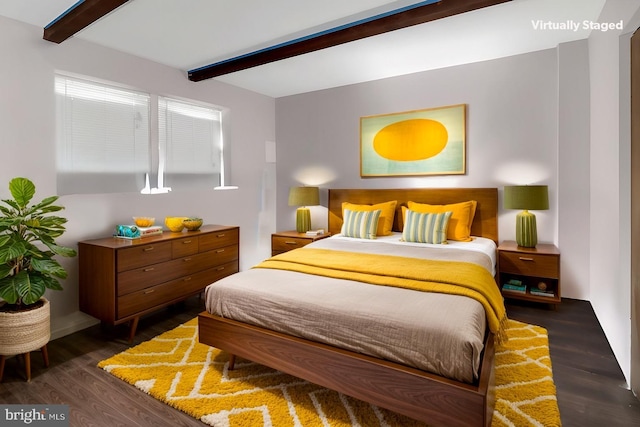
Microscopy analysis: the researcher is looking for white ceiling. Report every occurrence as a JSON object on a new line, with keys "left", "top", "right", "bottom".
{"left": 0, "top": 0, "right": 606, "bottom": 97}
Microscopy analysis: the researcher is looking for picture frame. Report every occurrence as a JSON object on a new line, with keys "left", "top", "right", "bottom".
{"left": 360, "top": 104, "right": 466, "bottom": 177}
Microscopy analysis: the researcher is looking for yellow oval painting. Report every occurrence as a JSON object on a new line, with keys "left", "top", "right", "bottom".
{"left": 373, "top": 119, "right": 448, "bottom": 161}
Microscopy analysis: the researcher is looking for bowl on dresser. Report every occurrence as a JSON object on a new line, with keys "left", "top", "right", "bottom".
{"left": 165, "top": 216, "right": 188, "bottom": 232}
{"left": 183, "top": 218, "right": 203, "bottom": 231}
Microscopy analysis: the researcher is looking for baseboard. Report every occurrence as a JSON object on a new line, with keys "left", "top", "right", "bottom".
{"left": 50, "top": 311, "right": 99, "bottom": 341}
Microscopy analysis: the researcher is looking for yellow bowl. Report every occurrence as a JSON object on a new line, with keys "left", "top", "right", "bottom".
{"left": 183, "top": 218, "right": 203, "bottom": 231}
{"left": 165, "top": 216, "right": 188, "bottom": 232}
{"left": 133, "top": 216, "right": 155, "bottom": 228}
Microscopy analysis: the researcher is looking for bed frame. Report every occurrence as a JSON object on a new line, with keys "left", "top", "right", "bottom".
{"left": 199, "top": 187, "right": 499, "bottom": 427}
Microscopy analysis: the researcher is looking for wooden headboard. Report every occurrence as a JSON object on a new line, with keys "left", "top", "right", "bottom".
{"left": 328, "top": 188, "right": 499, "bottom": 243}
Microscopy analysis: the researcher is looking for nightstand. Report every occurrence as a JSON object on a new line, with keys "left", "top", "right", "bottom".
{"left": 271, "top": 231, "right": 331, "bottom": 256}
{"left": 497, "top": 241, "right": 561, "bottom": 305}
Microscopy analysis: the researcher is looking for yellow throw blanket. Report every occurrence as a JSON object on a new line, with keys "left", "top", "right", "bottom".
{"left": 254, "top": 248, "right": 508, "bottom": 343}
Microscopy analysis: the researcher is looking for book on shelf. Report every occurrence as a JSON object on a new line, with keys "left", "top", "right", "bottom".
{"left": 530, "top": 288, "right": 556, "bottom": 298}
{"left": 502, "top": 283, "right": 527, "bottom": 294}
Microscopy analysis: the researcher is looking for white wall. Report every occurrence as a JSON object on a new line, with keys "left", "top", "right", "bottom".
{"left": 0, "top": 16, "right": 277, "bottom": 339}
{"left": 588, "top": 0, "right": 640, "bottom": 386}
{"left": 276, "top": 49, "right": 560, "bottom": 251}
{"left": 558, "top": 39, "right": 591, "bottom": 301}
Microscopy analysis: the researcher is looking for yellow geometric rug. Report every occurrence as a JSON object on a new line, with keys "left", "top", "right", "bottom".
{"left": 98, "top": 318, "right": 561, "bottom": 426}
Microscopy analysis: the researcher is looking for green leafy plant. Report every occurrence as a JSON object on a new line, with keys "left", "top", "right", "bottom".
{"left": 0, "top": 177, "right": 76, "bottom": 308}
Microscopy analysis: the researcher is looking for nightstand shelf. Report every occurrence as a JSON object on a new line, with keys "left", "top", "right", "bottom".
{"left": 497, "top": 241, "right": 561, "bottom": 305}
{"left": 271, "top": 230, "right": 330, "bottom": 256}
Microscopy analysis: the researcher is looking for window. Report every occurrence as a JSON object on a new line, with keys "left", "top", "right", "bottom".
{"left": 55, "top": 75, "right": 150, "bottom": 194}
{"left": 55, "top": 74, "right": 227, "bottom": 195}
{"left": 157, "top": 97, "right": 222, "bottom": 192}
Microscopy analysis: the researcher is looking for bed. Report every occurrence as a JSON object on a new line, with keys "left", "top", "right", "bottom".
{"left": 198, "top": 187, "right": 502, "bottom": 427}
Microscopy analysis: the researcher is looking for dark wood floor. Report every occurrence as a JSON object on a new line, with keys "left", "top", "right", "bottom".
{"left": 1, "top": 297, "right": 639, "bottom": 427}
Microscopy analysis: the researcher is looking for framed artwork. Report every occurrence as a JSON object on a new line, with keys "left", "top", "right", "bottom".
{"left": 360, "top": 104, "right": 466, "bottom": 177}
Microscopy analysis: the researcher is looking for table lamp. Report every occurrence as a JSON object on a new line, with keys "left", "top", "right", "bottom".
{"left": 504, "top": 185, "right": 549, "bottom": 248}
{"left": 288, "top": 186, "right": 319, "bottom": 233}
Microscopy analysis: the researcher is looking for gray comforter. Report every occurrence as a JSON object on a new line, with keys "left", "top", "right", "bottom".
{"left": 205, "top": 236, "right": 495, "bottom": 383}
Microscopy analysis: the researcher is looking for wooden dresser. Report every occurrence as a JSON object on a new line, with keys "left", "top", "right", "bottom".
{"left": 79, "top": 224, "right": 239, "bottom": 341}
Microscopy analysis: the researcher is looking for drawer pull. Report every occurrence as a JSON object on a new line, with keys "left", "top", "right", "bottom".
{"left": 183, "top": 257, "right": 192, "bottom": 262}
{"left": 143, "top": 247, "right": 154, "bottom": 252}
{"left": 183, "top": 277, "right": 192, "bottom": 282}
{"left": 285, "top": 241, "right": 298, "bottom": 245}
{"left": 183, "top": 240, "right": 192, "bottom": 244}
{"left": 518, "top": 257, "right": 535, "bottom": 262}
{"left": 143, "top": 289, "right": 155, "bottom": 294}
{"left": 143, "top": 267, "right": 155, "bottom": 272}
{"left": 217, "top": 233, "right": 226, "bottom": 238}
{"left": 216, "top": 249, "right": 225, "bottom": 253}
{"left": 216, "top": 266, "right": 225, "bottom": 271}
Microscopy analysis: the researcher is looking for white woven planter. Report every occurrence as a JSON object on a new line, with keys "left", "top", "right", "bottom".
{"left": 0, "top": 298, "right": 50, "bottom": 356}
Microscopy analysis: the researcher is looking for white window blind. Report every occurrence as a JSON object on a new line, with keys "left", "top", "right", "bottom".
{"left": 158, "top": 97, "right": 222, "bottom": 191}
{"left": 55, "top": 75, "right": 150, "bottom": 194}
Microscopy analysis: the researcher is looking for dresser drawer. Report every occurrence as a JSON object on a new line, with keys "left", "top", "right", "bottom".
{"left": 175, "top": 260, "right": 239, "bottom": 296}
{"left": 117, "top": 260, "right": 239, "bottom": 318}
{"left": 199, "top": 228, "right": 239, "bottom": 251}
{"left": 117, "top": 251, "right": 225, "bottom": 295}
{"left": 117, "top": 279, "right": 181, "bottom": 318}
{"left": 172, "top": 236, "right": 199, "bottom": 258}
{"left": 116, "top": 241, "right": 172, "bottom": 272}
{"left": 206, "top": 244, "right": 239, "bottom": 266}
{"left": 272, "top": 236, "right": 311, "bottom": 252}
{"left": 499, "top": 251, "right": 559, "bottom": 279}
{"left": 199, "top": 260, "right": 239, "bottom": 287}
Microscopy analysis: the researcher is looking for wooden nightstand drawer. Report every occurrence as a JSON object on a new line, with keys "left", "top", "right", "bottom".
{"left": 499, "top": 252, "right": 559, "bottom": 279}
{"left": 271, "top": 231, "right": 331, "bottom": 256}
{"left": 272, "top": 236, "right": 310, "bottom": 252}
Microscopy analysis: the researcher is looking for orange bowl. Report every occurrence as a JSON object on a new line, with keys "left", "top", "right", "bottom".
{"left": 133, "top": 216, "right": 155, "bottom": 227}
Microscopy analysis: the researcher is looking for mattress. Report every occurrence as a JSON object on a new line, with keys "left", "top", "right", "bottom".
{"left": 205, "top": 234, "right": 497, "bottom": 383}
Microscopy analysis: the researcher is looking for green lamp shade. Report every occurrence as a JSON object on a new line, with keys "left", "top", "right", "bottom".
{"left": 289, "top": 186, "right": 319, "bottom": 233}
{"left": 503, "top": 185, "right": 549, "bottom": 210}
{"left": 504, "top": 185, "right": 549, "bottom": 248}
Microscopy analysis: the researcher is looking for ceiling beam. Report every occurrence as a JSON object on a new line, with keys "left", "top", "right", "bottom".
{"left": 188, "top": 0, "right": 511, "bottom": 82}
{"left": 43, "top": 0, "right": 130, "bottom": 44}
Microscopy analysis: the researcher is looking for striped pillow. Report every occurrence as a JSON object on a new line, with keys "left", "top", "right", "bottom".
{"left": 402, "top": 210, "right": 453, "bottom": 244}
{"left": 341, "top": 209, "right": 382, "bottom": 239}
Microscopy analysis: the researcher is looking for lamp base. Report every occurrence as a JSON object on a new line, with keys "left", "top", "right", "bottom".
{"left": 296, "top": 207, "right": 311, "bottom": 233}
{"left": 516, "top": 210, "right": 537, "bottom": 248}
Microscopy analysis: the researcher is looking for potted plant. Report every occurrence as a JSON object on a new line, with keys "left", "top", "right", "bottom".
{"left": 0, "top": 177, "right": 76, "bottom": 367}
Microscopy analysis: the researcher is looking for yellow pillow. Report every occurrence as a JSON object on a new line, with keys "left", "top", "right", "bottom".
{"left": 405, "top": 200, "right": 477, "bottom": 242}
{"left": 342, "top": 200, "right": 397, "bottom": 236}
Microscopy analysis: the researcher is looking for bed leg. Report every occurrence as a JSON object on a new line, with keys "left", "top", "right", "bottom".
{"left": 228, "top": 354, "right": 236, "bottom": 370}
